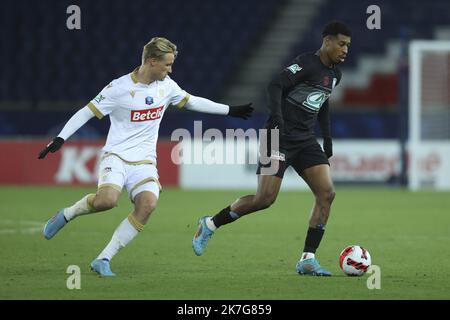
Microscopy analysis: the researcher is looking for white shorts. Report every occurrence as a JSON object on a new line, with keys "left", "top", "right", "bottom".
{"left": 97, "top": 154, "right": 161, "bottom": 201}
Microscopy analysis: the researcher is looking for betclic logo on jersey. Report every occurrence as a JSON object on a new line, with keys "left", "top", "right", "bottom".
{"left": 131, "top": 106, "right": 164, "bottom": 122}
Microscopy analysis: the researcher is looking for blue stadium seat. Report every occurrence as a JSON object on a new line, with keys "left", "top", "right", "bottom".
{"left": 2, "top": 0, "right": 279, "bottom": 104}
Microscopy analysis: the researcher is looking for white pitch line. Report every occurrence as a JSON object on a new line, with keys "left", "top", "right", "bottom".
{"left": 0, "top": 219, "right": 44, "bottom": 235}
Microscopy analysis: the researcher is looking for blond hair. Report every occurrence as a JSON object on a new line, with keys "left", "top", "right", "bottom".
{"left": 142, "top": 37, "right": 178, "bottom": 64}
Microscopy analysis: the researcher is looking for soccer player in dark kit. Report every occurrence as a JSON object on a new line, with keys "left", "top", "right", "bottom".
{"left": 192, "top": 21, "right": 351, "bottom": 276}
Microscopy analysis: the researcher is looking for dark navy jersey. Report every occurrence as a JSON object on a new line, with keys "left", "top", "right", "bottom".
{"left": 266, "top": 51, "right": 342, "bottom": 141}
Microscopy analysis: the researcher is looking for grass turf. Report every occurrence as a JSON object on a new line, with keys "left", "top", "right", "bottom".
{"left": 0, "top": 186, "right": 449, "bottom": 299}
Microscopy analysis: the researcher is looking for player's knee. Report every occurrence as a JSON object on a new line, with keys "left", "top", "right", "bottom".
{"left": 93, "top": 196, "right": 118, "bottom": 211}
{"left": 317, "top": 189, "right": 335, "bottom": 206}
{"left": 325, "top": 189, "right": 336, "bottom": 204}
{"left": 254, "top": 194, "right": 277, "bottom": 210}
{"left": 136, "top": 199, "right": 157, "bottom": 216}
{"left": 328, "top": 189, "right": 336, "bottom": 204}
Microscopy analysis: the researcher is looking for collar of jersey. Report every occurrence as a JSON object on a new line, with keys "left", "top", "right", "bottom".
{"left": 130, "top": 67, "right": 154, "bottom": 88}
{"left": 315, "top": 50, "right": 336, "bottom": 69}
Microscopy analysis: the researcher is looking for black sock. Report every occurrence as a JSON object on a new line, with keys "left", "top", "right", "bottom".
{"left": 212, "top": 206, "right": 240, "bottom": 228}
{"left": 303, "top": 225, "right": 325, "bottom": 253}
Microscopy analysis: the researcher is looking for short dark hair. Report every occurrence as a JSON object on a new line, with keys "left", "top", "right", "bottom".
{"left": 322, "top": 21, "right": 352, "bottom": 38}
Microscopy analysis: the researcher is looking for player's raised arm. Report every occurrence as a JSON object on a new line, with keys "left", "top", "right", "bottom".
{"left": 37, "top": 106, "right": 96, "bottom": 159}
{"left": 182, "top": 94, "right": 253, "bottom": 119}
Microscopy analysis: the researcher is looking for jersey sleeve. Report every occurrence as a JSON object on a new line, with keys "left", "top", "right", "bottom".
{"left": 335, "top": 69, "right": 342, "bottom": 87}
{"left": 317, "top": 100, "right": 331, "bottom": 138}
{"left": 282, "top": 55, "right": 312, "bottom": 86}
{"left": 87, "top": 82, "right": 121, "bottom": 119}
{"left": 266, "top": 55, "right": 311, "bottom": 119}
{"left": 168, "top": 78, "right": 190, "bottom": 108}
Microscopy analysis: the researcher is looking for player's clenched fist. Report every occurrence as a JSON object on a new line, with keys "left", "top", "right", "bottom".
{"left": 38, "top": 137, "right": 65, "bottom": 159}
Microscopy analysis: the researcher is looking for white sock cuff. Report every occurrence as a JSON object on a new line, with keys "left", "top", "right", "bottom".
{"left": 205, "top": 217, "right": 217, "bottom": 231}
{"left": 97, "top": 217, "right": 139, "bottom": 261}
{"left": 300, "top": 252, "right": 315, "bottom": 261}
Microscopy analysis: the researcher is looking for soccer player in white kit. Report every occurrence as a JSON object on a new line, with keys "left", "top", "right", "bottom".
{"left": 38, "top": 37, "right": 253, "bottom": 276}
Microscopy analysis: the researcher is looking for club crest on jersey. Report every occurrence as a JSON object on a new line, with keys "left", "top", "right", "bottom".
{"left": 287, "top": 64, "right": 302, "bottom": 74}
{"left": 323, "top": 76, "right": 330, "bottom": 86}
{"left": 302, "top": 91, "right": 330, "bottom": 112}
{"left": 145, "top": 96, "right": 154, "bottom": 105}
{"left": 131, "top": 106, "right": 164, "bottom": 122}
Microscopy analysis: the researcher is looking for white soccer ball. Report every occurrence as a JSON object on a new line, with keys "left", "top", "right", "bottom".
{"left": 339, "top": 245, "right": 371, "bottom": 276}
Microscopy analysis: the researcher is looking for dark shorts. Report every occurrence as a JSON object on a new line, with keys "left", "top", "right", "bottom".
{"left": 256, "top": 139, "right": 329, "bottom": 178}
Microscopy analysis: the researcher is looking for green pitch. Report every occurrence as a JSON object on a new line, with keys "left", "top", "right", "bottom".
{"left": 1, "top": 186, "right": 449, "bottom": 300}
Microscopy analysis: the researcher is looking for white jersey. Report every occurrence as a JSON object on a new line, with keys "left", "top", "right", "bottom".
{"left": 88, "top": 69, "right": 189, "bottom": 162}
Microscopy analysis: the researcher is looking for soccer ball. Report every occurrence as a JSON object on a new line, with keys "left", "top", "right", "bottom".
{"left": 339, "top": 245, "right": 371, "bottom": 276}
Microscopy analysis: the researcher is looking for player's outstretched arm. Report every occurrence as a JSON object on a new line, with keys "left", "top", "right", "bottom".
{"left": 38, "top": 106, "right": 95, "bottom": 159}
{"left": 183, "top": 95, "right": 253, "bottom": 119}
{"left": 38, "top": 137, "right": 65, "bottom": 159}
